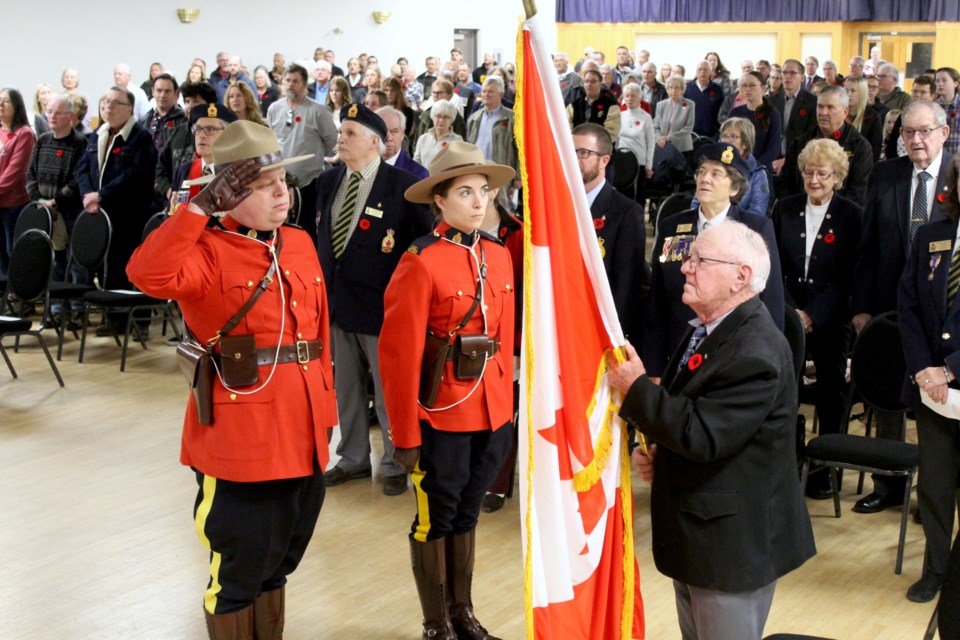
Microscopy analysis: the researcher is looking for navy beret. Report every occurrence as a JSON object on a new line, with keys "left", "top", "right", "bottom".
{"left": 694, "top": 143, "right": 751, "bottom": 180}
{"left": 189, "top": 102, "right": 238, "bottom": 127}
{"left": 339, "top": 102, "right": 388, "bottom": 140}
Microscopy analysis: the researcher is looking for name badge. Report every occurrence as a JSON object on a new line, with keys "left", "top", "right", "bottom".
{"left": 675, "top": 223, "right": 693, "bottom": 233}
{"left": 364, "top": 207, "right": 383, "bottom": 218}
{"left": 930, "top": 240, "right": 952, "bottom": 253}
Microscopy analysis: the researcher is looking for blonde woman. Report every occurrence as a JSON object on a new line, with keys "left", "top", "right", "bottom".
{"left": 225, "top": 83, "right": 267, "bottom": 126}
{"left": 844, "top": 75, "right": 883, "bottom": 160}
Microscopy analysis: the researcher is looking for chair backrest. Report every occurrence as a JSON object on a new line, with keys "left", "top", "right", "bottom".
{"left": 850, "top": 311, "right": 907, "bottom": 413}
{"left": 7, "top": 229, "right": 54, "bottom": 303}
{"left": 655, "top": 193, "right": 693, "bottom": 229}
{"left": 142, "top": 211, "right": 167, "bottom": 242}
{"left": 69, "top": 210, "right": 112, "bottom": 277}
{"left": 13, "top": 202, "right": 53, "bottom": 244}
{"left": 288, "top": 186, "right": 302, "bottom": 227}
{"left": 782, "top": 306, "right": 806, "bottom": 384}
{"left": 612, "top": 148, "right": 639, "bottom": 190}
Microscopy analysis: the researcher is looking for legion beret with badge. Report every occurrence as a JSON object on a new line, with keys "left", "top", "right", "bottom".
{"left": 339, "top": 102, "right": 388, "bottom": 140}
{"left": 694, "top": 142, "right": 751, "bottom": 180}
{"left": 189, "top": 102, "right": 238, "bottom": 127}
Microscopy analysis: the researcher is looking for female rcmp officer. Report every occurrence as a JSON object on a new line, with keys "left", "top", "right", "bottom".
{"left": 127, "top": 120, "right": 338, "bottom": 638}
{"left": 380, "top": 141, "right": 516, "bottom": 640}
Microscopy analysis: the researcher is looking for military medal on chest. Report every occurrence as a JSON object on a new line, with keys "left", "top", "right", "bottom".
{"left": 598, "top": 237, "right": 606, "bottom": 258}
{"left": 381, "top": 228, "right": 396, "bottom": 253}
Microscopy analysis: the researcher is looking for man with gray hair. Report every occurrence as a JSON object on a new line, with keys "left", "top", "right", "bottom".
{"left": 377, "top": 105, "right": 427, "bottom": 179}
{"left": 113, "top": 63, "right": 150, "bottom": 120}
{"left": 554, "top": 51, "right": 582, "bottom": 104}
{"left": 609, "top": 219, "right": 815, "bottom": 640}
{"left": 466, "top": 75, "right": 518, "bottom": 176}
{"left": 640, "top": 61, "right": 667, "bottom": 112}
{"left": 877, "top": 63, "right": 912, "bottom": 112}
{"left": 308, "top": 60, "right": 333, "bottom": 105}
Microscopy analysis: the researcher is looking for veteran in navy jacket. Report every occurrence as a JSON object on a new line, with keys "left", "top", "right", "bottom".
{"left": 898, "top": 153, "right": 960, "bottom": 603}
{"left": 644, "top": 144, "right": 784, "bottom": 378}
{"left": 76, "top": 86, "right": 157, "bottom": 290}
{"left": 611, "top": 220, "right": 815, "bottom": 640}
{"left": 315, "top": 103, "right": 434, "bottom": 492}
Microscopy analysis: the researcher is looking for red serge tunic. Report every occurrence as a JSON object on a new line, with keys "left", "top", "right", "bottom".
{"left": 380, "top": 222, "right": 515, "bottom": 449}
{"left": 127, "top": 205, "right": 338, "bottom": 482}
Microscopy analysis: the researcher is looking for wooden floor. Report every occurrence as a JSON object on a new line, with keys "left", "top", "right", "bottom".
{"left": 0, "top": 325, "right": 943, "bottom": 639}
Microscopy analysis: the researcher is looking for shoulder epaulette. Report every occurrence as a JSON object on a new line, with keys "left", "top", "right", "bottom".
{"left": 406, "top": 232, "right": 442, "bottom": 256}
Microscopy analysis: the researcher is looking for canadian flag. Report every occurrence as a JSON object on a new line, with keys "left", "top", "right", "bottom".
{"left": 516, "top": 13, "right": 645, "bottom": 640}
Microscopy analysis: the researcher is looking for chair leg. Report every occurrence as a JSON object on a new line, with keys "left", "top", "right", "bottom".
{"left": 29, "top": 331, "right": 64, "bottom": 387}
{"left": 923, "top": 604, "right": 939, "bottom": 640}
{"left": 78, "top": 305, "right": 90, "bottom": 363}
{"left": 895, "top": 471, "right": 915, "bottom": 575}
{"left": 0, "top": 340, "right": 18, "bottom": 379}
{"left": 799, "top": 458, "right": 811, "bottom": 490}
{"left": 830, "top": 467, "right": 841, "bottom": 518}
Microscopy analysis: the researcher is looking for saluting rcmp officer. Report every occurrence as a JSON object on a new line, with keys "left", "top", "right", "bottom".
{"left": 644, "top": 143, "right": 785, "bottom": 379}
{"left": 127, "top": 121, "right": 338, "bottom": 638}
{"left": 169, "top": 102, "right": 236, "bottom": 209}
{"left": 315, "top": 103, "right": 434, "bottom": 495}
{"left": 380, "top": 141, "right": 516, "bottom": 640}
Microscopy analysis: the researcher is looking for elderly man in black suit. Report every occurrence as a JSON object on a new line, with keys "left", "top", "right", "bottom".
{"left": 315, "top": 103, "right": 434, "bottom": 496}
{"left": 853, "top": 100, "right": 953, "bottom": 518}
{"left": 572, "top": 123, "right": 646, "bottom": 341}
{"left": 644, "top": 143, "right": 784, "bottom": 379}
{"left": 610, "top": 220, "right": 816, "bottom": 640}
{"left": 771, "top": 59, "right": 819, "bottom": 196}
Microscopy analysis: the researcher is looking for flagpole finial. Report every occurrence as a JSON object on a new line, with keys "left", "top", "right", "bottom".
{"left": 523, "top": 0, "right": 537, "bottom": 19}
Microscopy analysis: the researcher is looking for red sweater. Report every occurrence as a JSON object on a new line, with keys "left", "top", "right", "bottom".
{"left": 0, "top": 126, "right": 36, "bottom": 208}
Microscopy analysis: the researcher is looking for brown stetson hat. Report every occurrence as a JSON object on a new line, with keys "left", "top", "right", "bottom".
{"left": 404, "top": 141, "right": 515, "bottom": 204}
{"left": 183, "top": 120, "right": 313, "bottom": 186}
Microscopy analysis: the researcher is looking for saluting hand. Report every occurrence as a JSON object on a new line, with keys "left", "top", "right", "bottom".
{"left": 191, "top": 158, "right": 262, "bottom": 216}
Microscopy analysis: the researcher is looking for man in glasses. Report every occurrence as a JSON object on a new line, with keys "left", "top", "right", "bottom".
{"left": 267, "top": 62, "right": 338, "bottom": 242}
{"left": 610, "top": 219, "right": 815, "bottom": 640}
{"left": 876, "top": 63, "right": 912, "bottom": 113}
{"left": 170, "top": 103, "right": 237, "bottom": 207}
{"left": 154, "top": 81, "right": 217, "bottom": 205}
{"left": 771, "top": 59, "right": 819, "bottom": 197}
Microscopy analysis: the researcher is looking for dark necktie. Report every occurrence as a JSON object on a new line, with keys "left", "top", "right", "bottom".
{"left": 679, "top": 324, "right": 708, "bottom": 370}
{"left": 948, "top": 246, "right": 960, "bottom": 309}
{"left": 910, "top": 171, "right": 932, "bottom": 243}
{"left": 331, "top": 172, "right": 362, "bottom": 259}
{"left": 202, "top": 165, "right": 212, "bottom": 176}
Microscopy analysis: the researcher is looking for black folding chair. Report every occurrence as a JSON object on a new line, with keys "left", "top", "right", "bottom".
{"left": 652, "top": 193, "right": 693, "bottom": 234}
{"left": 612, "top": 148, "right": 640, "bottom": 201}
{"left": 0, "top": 230, "right": 64, "bottom": 386}
{"left": 800, "top": 312, "right": 917, "bottom": 574}
{"left": 12, "top": 201, "right": 53, "bottom": 243}
{"left": 287, "top": 186, "right": 302, "bottom": 227}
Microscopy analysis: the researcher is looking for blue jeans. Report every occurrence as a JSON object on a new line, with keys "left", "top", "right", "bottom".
{"left": 0, "top": 203, "right": 26, "bottom": 275}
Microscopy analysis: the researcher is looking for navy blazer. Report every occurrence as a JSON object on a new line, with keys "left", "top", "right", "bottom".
{"left": 854, "top": 153, "right": 953, "bottom": 317}
{"left": 643, "top": 205, "right": 785, "bottom": 377}
{"left": 591, "top": 181, "right": 647, "bottom": 341}
{"left": 783, "top": 123, "right": 874, "bottom": 206}
{"left": 315, "top": 162, "right": 433, "bottom": 335}
{"left": 771, "top": 90, "right": 819, "bottom": 158}
{"left": 393, "top": 150, "right": 429, "bottom": 180}
{"left": 773, "top": 193, "right": 862, "bottom": 327}
{"left": 622, "top": 296, "right": 816, "bottom": 592}
{"left": 898, "top": 217, "right": 960, "bottom": 406}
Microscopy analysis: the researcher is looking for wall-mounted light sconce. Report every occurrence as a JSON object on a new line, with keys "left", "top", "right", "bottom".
{"left": 372, "top": 11, "right": 391, "bottom": 24}
{"left": 177, "top": 8, "right": 200, "bottom": 23}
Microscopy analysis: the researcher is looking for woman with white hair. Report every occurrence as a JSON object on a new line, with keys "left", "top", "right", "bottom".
{"left": 413, "top": 99, "right": 462, "bottom": 169}
{"left": 619, "top": 83, "right": 655, "bottom": 201}
{"left": 654, "top": 75, "right": 695, "bottom": 155}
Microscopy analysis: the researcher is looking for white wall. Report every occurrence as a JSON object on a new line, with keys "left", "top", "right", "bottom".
{"left": 6, "top": 0, "right": 555, "bottom": 111}
{"left": 635, "top": 32, "right": 778, "bottom": 80}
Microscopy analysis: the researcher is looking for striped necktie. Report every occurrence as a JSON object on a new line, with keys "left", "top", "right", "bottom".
{"left": 948, "top": 246, "right": 960, "bottom": 309}
{"left": 331, "top": 172, "right": 362, "bottom": 259}
{"left": 679, "top": 324, "right": 707, "bottom": 370}
{"left": 910, "top": 171, "right": 932, "bottom": 243}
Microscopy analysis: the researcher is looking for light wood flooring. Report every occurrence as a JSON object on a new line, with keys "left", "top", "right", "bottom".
{"left": 0, "top": 325, "right": 944, "bottom": 639}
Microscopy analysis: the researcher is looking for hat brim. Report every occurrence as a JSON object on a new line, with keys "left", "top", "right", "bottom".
{"left": 182, "top": 154, "right": 315, "bottom": 187}
{"left": 404, "top": 163, "right": 516, "bottom": 204}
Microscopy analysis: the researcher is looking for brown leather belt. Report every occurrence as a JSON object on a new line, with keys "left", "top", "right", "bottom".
{"left": 445, "top": 338, "right": 499, "bottom": 360}
{"left": 251, "top": 340, "right": 324, "bottom": 366}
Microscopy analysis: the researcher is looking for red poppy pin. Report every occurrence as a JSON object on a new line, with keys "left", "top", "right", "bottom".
{"left": 597, "top": 105, "right": 604, "bottom": 111}
{"left": 454, "top": 88, "right": 460, "bottom": 94}
{"left": 594, "top": 217, "right": 605, "bottom": 230}
{"left": 112, "top": 147, "right": 121, "bottom": 154}
{"left": 441, "top": 141, "right": 448, "bottom": 147}
{"left": 634, "top": 120, "right": 641, "bottom": 126}
{"left": 823, "top": 233, "right": 836, "bottom": 244}
{"left": 56, "top": 149, "right": 63, "bottom": 157}
{"left": 756, "top": 112, "right": 764, "bottom": 120}
{"left": 501, "top": 121, "right": 508, "bottom": 127}
{"left": 498, "top": 226, "right": 508, "bottom": 238}
{"left": 687, "top": 353, "right": 703, "bottom": 370}
{"left": 295, "top": 116, "right": 301, "bottom": 123}
{"left": 799, "top": 108, "right": 808, "bottom": 116}
{"left": 682, "top": 102, "right": 688, "bottom": 108}
{"left": 709, "top": 91, "right": 715, "bottom": 97}
{"left": 358, "top": 219, "right": 371, "bottom": 231}
{"left": 561, "top": 82, "right": 568, "bottom": 88}
{"left": 938, "top": 193, "right": 947, "bottom": 203}
{"left": 832, "top": 130, "right": 841, "bottom": 140}
{"left": 166, "top": 121, "right": 174, "bottom": 128}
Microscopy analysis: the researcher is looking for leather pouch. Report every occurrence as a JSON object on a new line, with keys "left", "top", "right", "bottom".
{"left": 454, "top": 334, "right": 488, "bottom": 380}
{"left": 176, "top": 339, "right": 214, "bottom": 425}
{"left": 219, "top": 334, "right": 259, "bottom": 387}
{"left": 419, "top": 332, "right": 453, "bottom": 408}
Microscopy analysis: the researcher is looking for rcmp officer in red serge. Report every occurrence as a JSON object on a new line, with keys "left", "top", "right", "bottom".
{"left": 169, "top": 102, "right": 236, "bottom": 209}
{"left": 127, "top": 120, "right": 338, "bottom": 638}
{"left": 315, "top": 103, "right": 434, "bottom": 495}
{"left": 380, "top": 141, "right": 516, "bottom": 640}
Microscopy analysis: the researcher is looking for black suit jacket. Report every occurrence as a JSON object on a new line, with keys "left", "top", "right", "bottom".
{"left": 899, "top": 217, "right": 960, "bottom": 406}
{"left": 773, "top": 194, "right": 862, "bottom": 327}
{"left": 621, "top": 296, "right": 816, "bottom": 592}
{"left": 771, "top": 90, "right": 819, "bottom": 158}
{"left": 783, "top": 123, "right": 874, "bottom": 205}
{"left": 590, "top": 182, "right": 647, "bottom": 341}
{"left": 645, "top": 81, "right": 668, "bottom": 114}
{"left": 854, "top": 153, "right": 953, "bottom": 316}
{"left": 643, "top": 205, "right": 785, "bottom": 376}
{"left": 315, "top": 162, "right": 433, "bottom": 334}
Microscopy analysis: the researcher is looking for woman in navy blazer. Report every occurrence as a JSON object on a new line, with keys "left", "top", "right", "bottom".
{"left": 772, "top": 139, "right": 861, "bottom": 497}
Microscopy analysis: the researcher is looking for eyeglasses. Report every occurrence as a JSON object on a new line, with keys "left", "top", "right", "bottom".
{"left": 719, "top": 133, "right": 741, "bottom": 141}
{"left": 575, "top": 148, "right": 604, "bottom": 159}
{"left": 192, "top": 125, "right": 226, "bottom": 136}
{"left": 782, "top": 70, "right": 801, "bottom": 76}
{"left": 102, "top": 99, "right": 130, "bottom": 108}
{"left": 902, "top": 127, "right": 940, "bottom": 139}
{"left": 285, "top": 109, "right": 294, "bottom": 126}
{"left": 682, "top": 252, "right": 741, "bottom": 269}
{"left": 802, "top": 170, "right": 836, "bottom": 181}
{"left": 875, "top": 74, "right": 892, "bottom": 79}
